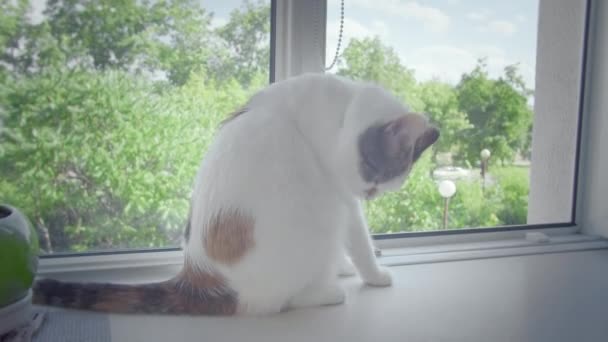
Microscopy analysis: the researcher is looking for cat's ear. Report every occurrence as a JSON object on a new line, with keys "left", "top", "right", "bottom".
{"left": 413, "top": 126, "right": 440, "bottom": 161}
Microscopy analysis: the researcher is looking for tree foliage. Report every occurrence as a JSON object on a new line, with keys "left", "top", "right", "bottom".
{"left": 418, "top": 80, "right": 471, "bottom": 157}
{"left": 1, "top": 1, "right": 532, "bottom": 253}
{"left": 455, "top": 60, "right": 533, "bottom": 165}
{"left": 337, "top": 37, "right": 422, "bottom": 110}
{"left": 0, "top": 0, "right": 29, "bottom": 80}
{"left": 0, "top": 67, "right": 255, "bottom": 252}
{"left": 0, "top": 0, "right": 268, "bottom": 252}
{"left": 216, "top": 0, "right": 270, "bottom": 86}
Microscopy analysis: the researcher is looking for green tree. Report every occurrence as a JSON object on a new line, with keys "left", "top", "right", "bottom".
{"left": 0, "top": 67, "right": 251, "bottom": 252}
{"left": 0, "top": 0, "right": 28, "bottom": 49}
{"left": 215, "top": 0, "right": 270, "bottom": 86}
{"left": 1, "top": 1, "right": 532, "bottom": 252}
{"left": 337, "top": 37, "right": 423, "bottom": 111}
{"left": 2, "top": 0, "right": 218, "bottom": 85}
{"left": 0, "top": 0, "right": 29, "bottom": 79}
{"left": 456, "top": 60, "right": 533, "bottom": 165}
{"left": 418, "top": 80, "right": 472, "bottom": 158}
{"left": 0, "top": 0, "right": 273, "bottom": 253}
{"left": 143, "top": 0, "right": 218, "bottom": 85}
{"left": 42, "top": 0, "right": 153, "bottom": 70}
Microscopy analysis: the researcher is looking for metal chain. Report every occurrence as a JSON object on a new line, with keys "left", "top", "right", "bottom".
{"left": 325, "top": 0, "right": 344, "bottom": 71}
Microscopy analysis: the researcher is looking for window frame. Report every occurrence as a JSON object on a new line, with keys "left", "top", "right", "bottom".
{"left": 577, "top": 0, "right": 608, "bottom": 239}
{"left": 277, "top": 0, "right": 590, "bottom": 239}
{"left": 38, "top": 0, "right": 604, "bottom": 270}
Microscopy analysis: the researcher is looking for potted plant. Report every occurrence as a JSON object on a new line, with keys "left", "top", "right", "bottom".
{"left": 0, "top": 205, "right": 39, "bottom": 336}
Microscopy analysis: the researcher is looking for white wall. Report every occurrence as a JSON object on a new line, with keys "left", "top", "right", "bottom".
{"left": 579, "top": 0, "right": 608, "bottom": 238}
{"left": 273, "top": 0, "right": 326, "bottom": 80}
{"left": 527, "top": 0, "right": 587, "bottom": 225}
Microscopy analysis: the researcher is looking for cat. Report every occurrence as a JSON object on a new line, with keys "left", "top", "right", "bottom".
{"left": 33, "top": 73, "right": 439, "bottom": 315}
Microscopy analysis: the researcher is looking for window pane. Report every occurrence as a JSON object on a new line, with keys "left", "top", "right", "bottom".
{"left": 327, "top": 0, "right": 542, "bottom": 233}
{"left": 1, "top": 0, "right": 271, "bottom": 254}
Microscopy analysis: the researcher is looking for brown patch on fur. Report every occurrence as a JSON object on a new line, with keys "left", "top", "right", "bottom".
{"left": 32, "top": 260, "right": 237, "bottom": 315}
{"left": 220, "top": 107, "right": 248, "bottom": 126}
{"left": 204, "top": 209, "right": 255, "bottom": 265}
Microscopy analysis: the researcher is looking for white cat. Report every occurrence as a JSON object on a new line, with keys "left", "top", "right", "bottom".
{"left": 34, "top": 73, "right": 439, "bottom": 315}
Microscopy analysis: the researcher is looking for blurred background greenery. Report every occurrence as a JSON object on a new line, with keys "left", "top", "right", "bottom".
{"left": 0, "top": 0, "right": 532, "bottom": 253}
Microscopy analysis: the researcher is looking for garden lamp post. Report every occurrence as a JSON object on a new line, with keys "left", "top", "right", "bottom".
{"left": 438, "top": 180, "right": 456, "bottom": 229}
{"left": 480, "top": 149, "right": 491, "bottom": 191}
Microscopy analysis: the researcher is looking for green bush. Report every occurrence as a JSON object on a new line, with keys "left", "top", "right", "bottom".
{"left": 493, "top": 166, "right": 529, "bottom": 225}
{"left": 0, "top": 0, "right": 534, "bottom": 254}
{"left": 366, "top": 161, "right": 528, "bottom": 234}
{"left": 447, "top": 180, "right": 502, "bottom": 229}
{"left": 0, "top": 67, "right": 258, "bottom": 253}
{"left": 1, "top": 67, "right": 531, "bottom": 251}
{"left": 1, "top": 67, "right": 531, "bottom": 252}
{"left": 366, "top": 154, "right": 442, "bottom": 233}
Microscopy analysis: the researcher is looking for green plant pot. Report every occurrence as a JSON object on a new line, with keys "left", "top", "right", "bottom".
{"left": 0, "top": 205, "right": 39, "bottom": 335}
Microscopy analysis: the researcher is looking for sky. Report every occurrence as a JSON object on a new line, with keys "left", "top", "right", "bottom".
{"left": 28, "top": 0, "right": 538, "bottom": 89}
{"left": 326, "top": 0, "right": 539, "bottom": 89}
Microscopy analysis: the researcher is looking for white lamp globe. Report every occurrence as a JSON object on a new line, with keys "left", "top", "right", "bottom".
{"left": 480, "top": 149, "right": 491, "bottom": 160}
{"left": 438, "top": 180, "right": 456, "bottom": 198}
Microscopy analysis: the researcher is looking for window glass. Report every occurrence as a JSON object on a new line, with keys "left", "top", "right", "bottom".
{"left": 0, "top": 0, "right": 271, "bottom": 254}
{"left": 327, "top": 0, "right": 539, "bottom": 233}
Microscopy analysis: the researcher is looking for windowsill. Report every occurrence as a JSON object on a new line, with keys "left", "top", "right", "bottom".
{"left": 37, "top": 249, "right": 608, "bottom": 342}
{"left": 38, "top": 231, "right": 608, "bottom": 281}
{"left": 378, "top": 233, "right": 608, "bottom": 266}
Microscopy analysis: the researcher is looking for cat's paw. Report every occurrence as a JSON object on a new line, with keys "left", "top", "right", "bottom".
{"left": 320, "top": 284, "right": 346, "bottom": 306}
{"left": 337, "top": 256, "right": 357, "bottom": 277}
{"left": 289, "top": 284, "right": 346, "bottom": 308}
{"left": 362, "top": 267, "right": 393, "bottom": 287}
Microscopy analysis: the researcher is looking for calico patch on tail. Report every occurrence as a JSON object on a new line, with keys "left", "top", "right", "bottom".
{"left": 33, "top": 262, "right": 237, "bottom": 315}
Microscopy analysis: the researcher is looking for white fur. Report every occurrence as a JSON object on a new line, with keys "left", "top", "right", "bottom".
{"left": 185, "top": 74, "right": 407, "bottom": 314}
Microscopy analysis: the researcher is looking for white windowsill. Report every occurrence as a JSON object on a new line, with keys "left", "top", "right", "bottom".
{"left": 379, "top": 234, "right": 608, "bottom": 266}
{"left": 35, "top": 233, "right": 608, "bottom": 341}
{"left": 38, "top": 231, "right": 608, "bottom": 280}
{"left": 42, "top": 248, "right": 608, "bottom": 342}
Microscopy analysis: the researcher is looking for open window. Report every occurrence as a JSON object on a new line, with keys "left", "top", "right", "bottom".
{"left": 320, "top": 0, "right": 588, "bottom": 239}
{"left": 1, "top": 0, "right": 272, "bottom": 255}
{"left": 0, "top": 0, "right": 597, "bottom": 269}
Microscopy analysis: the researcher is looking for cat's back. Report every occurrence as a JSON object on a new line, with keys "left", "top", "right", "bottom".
{"left": 204, "top": 73, "right": 352, "bottom": 174}
{"left": 191, "top": 73, "right": 356, "bottom": 215}
{"left": 193, "top": 96, "right": 330, "bottom": 211}
{"left": 245, "top": 73, "right": 356, "bottom": 110}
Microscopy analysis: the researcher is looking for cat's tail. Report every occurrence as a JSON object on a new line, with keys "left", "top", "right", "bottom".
{"left": 32, "top": 264, "right": 237, "bottom": 315}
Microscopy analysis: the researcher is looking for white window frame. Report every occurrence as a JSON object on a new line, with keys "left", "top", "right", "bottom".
{"left": 38, "top": 0, "right": 608, "bottom": 278}
{"left": 275, "top": 0, "right": 589, "bottom": 238}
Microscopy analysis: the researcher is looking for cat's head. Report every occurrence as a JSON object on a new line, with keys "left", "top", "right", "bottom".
{"left": 336, "top": 85, "right": 439, "bottom": 200}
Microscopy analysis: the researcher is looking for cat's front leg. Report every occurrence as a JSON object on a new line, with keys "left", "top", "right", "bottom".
{"left": 345, "top": 201, "right": 392, "bottom": 287}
